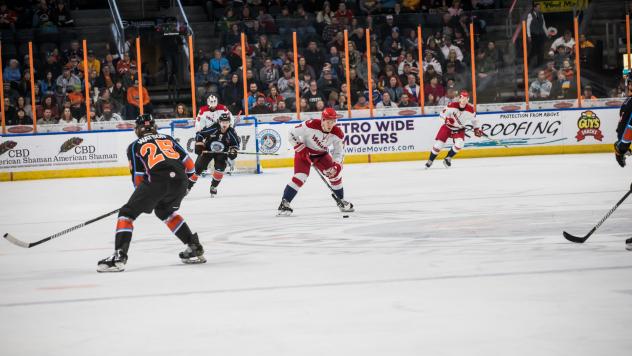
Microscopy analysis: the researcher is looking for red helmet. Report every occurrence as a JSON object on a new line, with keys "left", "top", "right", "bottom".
{"left": 321, "top": 107, "right": 338, "bottom": 121}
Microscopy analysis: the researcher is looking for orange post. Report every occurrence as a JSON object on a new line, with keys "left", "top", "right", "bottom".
{"left": 626, "top": 14, "right": 631, "bottom": 71}
{"left": 82, "top": 40, "right": 92, "bottom": 129}
{"left": 522, "top": 21, "right": 530, "bottom": 110}
{"left": 292, "top": 32, "right": 301, "bottom": 120}
{"left": 136, "top": 37, "right": 144, "bottom": 115}
{"left": 574, "top": 17, "right": 582, "bottom": 107}
{"left": 469, "top": 23, "right": 477, "bottom": 110}
{"left": 0, "top": 43, "right": 5, "bottom": 134}
{"left": 28, "top": 42, "right": 37, "bottom": 131}
{"left": 188, "top": 36, "right": 197, "bottom": 117}
{"left": 365, "top": 28, "right": 374, "bottom": 117}
{"left": 343, "top": 29, "right": 352, "bottom": 118}
{"left": 417, "top": 26, "right": 425, "bottom": 113}
{"left": 240, "top": 33, "right": 249, "bottom": 116}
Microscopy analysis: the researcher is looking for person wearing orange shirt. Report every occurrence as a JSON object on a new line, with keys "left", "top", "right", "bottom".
{"left": 126, "top": 79, "right": 152, "bottom": 120}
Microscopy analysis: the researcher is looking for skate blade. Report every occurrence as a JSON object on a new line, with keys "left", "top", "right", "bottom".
{"left": 277, "top": 210, "right": 292, "bottom": 217}
{"left": 181, "top": 256, "right": 207, "bottom": 264}
{"left": 626, "top": 244, "right": 632, "bottom": 251}
{"left": 96, "top": 264, "right": 125, "bottom": 273}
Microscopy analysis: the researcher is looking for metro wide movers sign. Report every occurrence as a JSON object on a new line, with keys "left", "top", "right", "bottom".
{"left": 0, "top": 107, "right": 618, "bottom": 179}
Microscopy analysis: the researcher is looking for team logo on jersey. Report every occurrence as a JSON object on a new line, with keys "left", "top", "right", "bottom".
{"left": 0, "top": 140, "right": 18, "bottom": 156}
{"left": 210, "top": 141, "right": 225, "bottom": 153}
{"left": 258, "top": 129, "right": 281, "bottom": 154}
{"left": 575, "top": 111, "right": 603, "bottom": 142}
{"left": 58, "top": 137, "right": 84, "bottom": 154}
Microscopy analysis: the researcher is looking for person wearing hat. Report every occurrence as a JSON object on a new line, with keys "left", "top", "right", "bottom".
{"left": 425, "top": 90, "right": 482, "bottom": 169}
{"left": 79, "top": 49, "right": 101, "bottom": 74}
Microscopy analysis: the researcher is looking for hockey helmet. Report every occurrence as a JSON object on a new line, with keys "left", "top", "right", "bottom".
{"left": 207, "top": 95, "right": 218, "bottom": 109}
{"left": 218, "top": 112, "right": 231, "bottom": 122}
{"left": 134, "top": 114, "right": 157, "bottom": 137}
{"left": 321, "top": 107, "right": 338, "bottom": 121}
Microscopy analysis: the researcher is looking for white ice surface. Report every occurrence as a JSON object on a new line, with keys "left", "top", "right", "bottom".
{"left": 1, "top": 153, "right": 631, "bottom": 356}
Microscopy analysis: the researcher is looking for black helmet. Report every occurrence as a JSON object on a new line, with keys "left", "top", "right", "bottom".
{"left": 218, "top": 112, "right": 231, "bottom": 122}
{"left": 134, "top": 114, "right": 157, "bottom": 137}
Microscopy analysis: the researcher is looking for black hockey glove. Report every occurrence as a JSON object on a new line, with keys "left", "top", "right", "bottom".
{"left": 228, "top": 146, "right": 238, "bottom": 160}
{"left": 194, "top": 142, "right": 204, "bottom": 155}
{"left": 614, "top": 141, "right": 630, "bottom": 168}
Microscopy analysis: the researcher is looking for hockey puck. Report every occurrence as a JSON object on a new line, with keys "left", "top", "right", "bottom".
{"left": 343, "top": 215, "right": 349, "bottom": 218}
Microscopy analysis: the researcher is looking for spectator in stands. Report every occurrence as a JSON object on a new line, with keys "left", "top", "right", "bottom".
{"left": 364, "top": 81, "right": 382, "bottom": 106}
{"left": 377, "top": 65, "right": 396, "bottom": 92}
{"left": 326, "top": 91, "right": 339, "bottom": 108}
{"left": 486, "top": 41, "right": 503, "bottom": 69}
{"left": 274, "top": 99, "right": 291, "bottom": 113}
{"left": 550, "top": 70, "right": 576, "bottom": 100}
{"left": 95, "top": 65, "right": 115, "bottom": 91}
{"left": 33, "top": 0, "right": 53, "bottom": 28}
{"left": 475, "top": 47, "right": 498, "bottom": 96}
{"left": 0, "top": 3, "right": 17, "bottom": 30}
{"left": 116, "top": 52, "right": 133, "bottom": 76}
{"left": 423, "top": 51, "right": 443, "bottom": 76}
{"left": 3, "top": 97, "right": 16, "bottom": 124}
{"left": 174, "top": 103, "right": 189, "bottom": 118}
{"left": 37, "top": 95, "right": 59, "bottom": 120}
{"left": 403, "top": 29, "right": 419, "bottom": 52}
{"left": 13, "top": 108, "right": 33, "bottom": 125}
{"left": 3, "top": 59, "right": 21, "bottom": 83}
{"left": 348, "top": 68, "right": 366, "bottom": 104}
{"left": 438, "top": 88, "right": 457, "bottom": 106}
{"left": 425, "top": 76, "right": 445, "bottom": 102}
{"left": 41, "top": 52, "right": 62, "bottom": 80}
{"left": 96, "top": 101, "right": 123, "bottom": 121}
{"left": 222, "top": 73, "right": 243, "bottom": 114}
{"left": 581, "top": 85, "right": 597, "bottom": 101}
{"left": 299, "top": 71, "right": 312, "bottom": 94}
{"left": 277, "top": 66, "right": 296, "bottom": 100}
{"left": 16, "top": 71, "right": 32, "bottom": 97}
{"left": 327, "top": 46, "right": 343, "bottom": 77}
{"left": 51, "top": 1, "right": 74, "bottom": 27}
{"left": 126, "top": 79, "right": 152, "bottom": 120}
{"left": 384, "top": 75, "right": 404, "bottom": 103}
{"left": 353, "top": 95, "right": 369, "bottom": 109}
{"left": 59, "top": 107, "right": 78, "bottom": 125}
{"left": 304, "top": 80, "right": 325, "bottom": 111}
{"left": 95, "top": 89, "right": 121, "bottom": 117}
{"left": 529, "top": 70, "right": 552, "bottom": 100}
{"left": 102, "top": 53, "right": 116, "bottom": 74}
{"left": 39, "top": 71, "right": 57, "bottom": 97}
{"left": 15, "top": 96, "right": 32, "bottom": 119}
{"left": 110, "top": 79, "right": 127, "bottom": 109}
{"left": 265, "top": 85, "right": 284, "bottom": 111}
{"left": 376, "top": 92, "right": 398, "bottom": 108}
{"left": 259, "top": 58, "right": 279, "bottom": 88}
{"left": 56, "top": 65, "right": 81, "bottom": 97}
{"left": 314, "top": 99, "right": 326, "bottom": 112}
{"left": 37, "top": 108, "right": 57, "bottom": 125}
{"left": 398, "top": 92, "right": 415, "bottom": 107}
{"left": 304, "top": 41, "right": 326, "bottom": 74}
{"left": 526, "top": 2, "right": 550, "bottom": 67}
{"left": 295, "top": 4, "right": 317, "bottom": 37}
{"left": 79, "top": 50, "right": 100, "bottom": 74}
{"left": 247, "top": 82, "right": 261, "bottom": 109}
{"left": 350, "top": 27, "right": 367, "bottom": 54}
{"left": 210, "top": 49, "right": 230, "bottom": 75}
{"left": 317, "top": 68, "right": 340, "bottom": 101}
{"left": 64, "top": 41, "right": 83, "bottom": 65}
{"left": 335, "top": 92, "right": 349, "bottom": 111}
{"left": 254, "top": 35, "right": 274, "bottom": 66}
{"left": 250, "top": 94, "right": 272, "bottom": 115}
{"left": 398, "top": 51, "right": 419, "bottom": 76}
{"left": 548, "top": 30, "right": 575, "bottom": 58}
{"left": 440, "top": 36, "right": 464, "bottom": 62}
{"left": 297, "top": 57, "right": 316, "bottom": 81}
{"left": 334, "top": 2, "right": 353, "bottom": 25}
{"left": 195, "top": 62, "right": 218, "bottom": 102}
{"left": 404, "top": 74, "right": 421, "bottom": 103}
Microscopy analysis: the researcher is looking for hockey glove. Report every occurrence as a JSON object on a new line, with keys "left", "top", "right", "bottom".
{"left": 228, "top": 146, "right": 238, "bottom": 160}
{"left": 194, "top": 142, "right": 204, "bottom": 155}
{"left": 323, "top": 162, "right": 342, "bottom": 179}
{"left": 294, "top": 143, "right": 311, "bottom": 163}
{"left": 474, "top": 127, "right": 484, "bottom": 137}
{"left": 614, "top": 141, "right": 630, "bottom": 168}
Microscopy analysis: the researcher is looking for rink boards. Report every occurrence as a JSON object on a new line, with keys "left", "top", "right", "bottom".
{"left": 0, "top": 107, "right": 617, "bottom": 181}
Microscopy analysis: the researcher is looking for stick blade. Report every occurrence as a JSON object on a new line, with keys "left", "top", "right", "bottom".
{"left": 563, "top": 231, "right": 588, "bottom": 244}
{"left": 3, "top": 233, "right": 31, "bottom": 248}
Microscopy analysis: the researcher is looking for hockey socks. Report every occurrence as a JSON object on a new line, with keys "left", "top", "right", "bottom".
{"left": 282, "top": 185, "right": 298, "bottom": 203}
{"left": 333, "top": 187, "right": 344, "bottom": 200}
{"left": 428, "top": 152, "right": 438, "bottom": 162}
{"left": 446, "top": 148, "right": 458, "bottom": 158}
{"left": 114, "top": 216, "right": 134, "bottom": 254}
{"left": 164, "top": 213, "right": 194, "bottom": 244}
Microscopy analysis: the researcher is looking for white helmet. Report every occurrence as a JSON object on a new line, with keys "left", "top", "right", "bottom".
{"left": 207, "top": 95, "right": 218, "bottom": 109}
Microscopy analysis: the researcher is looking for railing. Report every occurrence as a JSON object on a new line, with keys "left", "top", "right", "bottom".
{"left": 107, "top": 0, "right": 125, "bottom": 57}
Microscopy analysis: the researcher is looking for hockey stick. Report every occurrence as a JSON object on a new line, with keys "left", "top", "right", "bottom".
{"left": 563, "top": 183, "right": 632, "bottom": 243}
{"left": 202, "top": 150, "right": 279, "bottom": 156}
{"left": 479, "top": 131, "right": 510, "bottom": 148}
{"left": 3, "top": 208, "right": 120, "bottom": 248}
{"left": 313, "top": 165, "right": 349, "bottom": 212}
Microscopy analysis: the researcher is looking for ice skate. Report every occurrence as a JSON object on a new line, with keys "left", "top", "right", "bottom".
{"left": 277, "top": 199, "right": 293, "bottom": 216}
{"left": 425, "top": 160, "right": 434, "bottom": 169}
{"left": 337, "top": 198, "right": 355, "bottom": 213}
{"left": 209, "top": 186, "right": 218, "bottom": 198}
{"left": 443, "top": 157, "right": 452, "bottom": 168}
{"left": 97, "top": 249, "right": 128, "bottom": 272}
{"left": 179, "top": 234, "right": 206, "bottom": 264}
{"left": 626, "top": 237, "right": 632, "bottom": 251}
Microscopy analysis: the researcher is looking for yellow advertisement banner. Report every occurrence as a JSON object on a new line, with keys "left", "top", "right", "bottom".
{"left": 536, "top": 0, "right": 589, "bottom": 13}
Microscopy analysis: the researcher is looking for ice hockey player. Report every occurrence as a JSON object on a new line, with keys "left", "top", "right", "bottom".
{"left": 189, "top": 112, "right": 240, "bottom": 197}
{"left": 613, "top": 69, "right": 632, "bottom": 251}
{"left": 97, "top": 114, "right": 205, "bottom": 272}
{"left": 277, "top": 107, "right": 354, "bottom": 215}
{"left": 195, "top": 94, "right": 235, "bottom": 131}
{"left": 425, "top": 90, "right": 482, "bottom": 168}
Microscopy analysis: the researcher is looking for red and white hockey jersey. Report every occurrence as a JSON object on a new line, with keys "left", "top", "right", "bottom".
{"left": 439, "top": 102, "right": 479, "bottom": 130}
{"left": 289, "top": 119, "right": 345, "bottom": 163}
{"left": 194, "top": 104, "right": 235, "bottom": 131}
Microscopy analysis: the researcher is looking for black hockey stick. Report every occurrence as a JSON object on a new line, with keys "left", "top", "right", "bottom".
{"left": 563, "top": 183, "right": 632, "bottom": 243}
{"left": 313, "top": 165, "right": 350, "bottom": 212}
{"left": 202, "top": 150, "right": 279, "bottom": 156}
{"left": 3, "top": 208, "right": 120, "bottom": 248}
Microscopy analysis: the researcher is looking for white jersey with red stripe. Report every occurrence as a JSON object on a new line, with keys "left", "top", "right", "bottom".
{"left": 289, "top": 119, "right": 345, "bottom": 163}
{"left": 194, "top": 104, "right": 234, "bottom": 131}
{"left": 439, "top": 102, "right": 479, "bottom": 130}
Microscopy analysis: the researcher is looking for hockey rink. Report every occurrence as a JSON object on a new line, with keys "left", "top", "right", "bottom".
{"left": 1, "top": 153, "right": 631, "bottom": 356}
